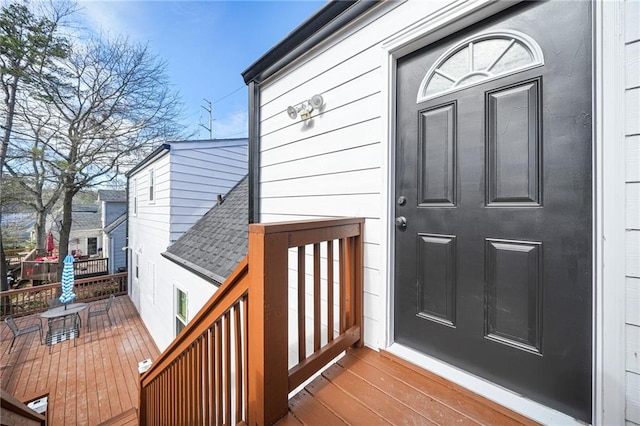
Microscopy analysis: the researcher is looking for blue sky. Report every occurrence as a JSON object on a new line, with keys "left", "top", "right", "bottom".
{"left": 79, "top": 1, "right": 325, "bottom": 140}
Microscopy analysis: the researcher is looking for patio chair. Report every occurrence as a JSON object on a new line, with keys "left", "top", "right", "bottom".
{"left": 4, "top": 316, "right": 43, "bottom": 354}
{"left": 87, "top": 294, "right": 115, "bottom": 330}
{"left": 46, "top": 314, "right": 80, "bottom": 354}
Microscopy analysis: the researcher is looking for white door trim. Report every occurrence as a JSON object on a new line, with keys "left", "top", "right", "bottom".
{"left": 379, "top": 0, "right": 627, "bottom": 424}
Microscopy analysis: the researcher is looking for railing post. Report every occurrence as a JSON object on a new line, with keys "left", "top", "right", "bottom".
{"left": 247, "top": 225, "right": 289, "bottom": 425}
{"left": 344, "top": 223, "right": 364, "bottom": 348}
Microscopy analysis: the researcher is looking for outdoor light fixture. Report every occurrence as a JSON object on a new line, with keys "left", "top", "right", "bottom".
{"left": 286, "top": 94, "right": 324, "bottom": 121}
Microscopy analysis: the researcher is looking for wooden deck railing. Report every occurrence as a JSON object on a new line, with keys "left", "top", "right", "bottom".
{"left": 0, "top": 272, "right": 128, "bottom": 319}
{"left": 73, "top": 258, "right": 109, "bottom": 279}
{"left": 0, "top": 389, "right": 46, "bottom": 426}
{"left": 20, "top": 257, "right": 110, "bottom": 282}
{"left": 139, "top": 217, "right": 364, "bottom": 426}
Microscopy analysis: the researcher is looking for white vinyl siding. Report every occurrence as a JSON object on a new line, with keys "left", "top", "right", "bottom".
{"left": 257, "top": 0, "right": 463, "bottom": 350}
{"left": 168, "top": 141, "right": 247, "bottom": 242}
{"left": 127, "top": 140, "right": 247, "bottom": 350}
{"left": 626, "top": 0, "right": 640, "bottom": 423}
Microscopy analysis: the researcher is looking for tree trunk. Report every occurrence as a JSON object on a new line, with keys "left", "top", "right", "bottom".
{"left": 0, "top": 77, "right": 19, "bottom": 292}
{"left": 34, "top": 209, "right": 48, "bottom": 251}
{"left": 57, "top": 186, "right": 74, "bottom": 280}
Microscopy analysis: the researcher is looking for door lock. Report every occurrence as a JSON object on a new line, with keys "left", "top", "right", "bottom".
{"left": 395, "top": 216, "right": 407, "bottom": 230}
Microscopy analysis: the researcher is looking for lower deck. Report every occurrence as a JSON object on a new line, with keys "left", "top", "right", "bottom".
{"left": 1, "top": 296, "right": 159, "bottom": 425}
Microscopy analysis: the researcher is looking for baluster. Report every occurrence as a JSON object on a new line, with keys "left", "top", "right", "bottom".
{"left": 297, "top": 245, "right": 306, "bottom": 362}
{"left": 327, "top": 240, "right": 334, "bottom": 342}
{"left": 313, "top": 243, "right": 321, "bottom": 351}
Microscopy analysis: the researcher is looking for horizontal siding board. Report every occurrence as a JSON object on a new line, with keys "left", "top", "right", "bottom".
{"left": 628, "top": 324, "right": 640, "bottom": 374}
{"left": 261, "top": 193, "right": 381, "bottom": 219}
{"left": 627, "top": 41, "right": 640, "bottom": 89}
{"left": 628, "top": 372, "right": 640, "bottom": 424}
{"left": 628, "top": 136, "right": 640, "bottom": 182}
{"left": 261, "top": 67, "right": 380, "bottom": 135}
{"left": 629, "top": 277, "right": 640, "bottom": 326}
{"left": 629, "top": 230, "right": 640, "bottom": 278}
{"left": 626, "top": 0, "right": 640, "bottom": 43}
{"left": 261, "top": 117, "right": 380, "bottom": 165}
{"left": 261, "top": 143, "right": 381, "bottom": 183}
{"left": 629, "top": 183, "right": 640, "bottom": 229}
{"left": 170, "top": 180, "right": 243, "bottom": 195}
{"left": 627, "top": 88, "right": 640, "bottom": 135}
{"left": 261, "top": 49, "right": 381, "bottom": 120}
{"left": 171, "top": 152, "right": 247, "bottom": 171}
{"left": 260, "top": 96, "right": 381, "bottom": 153}
{"left": 261, "top": 92, "right": 381, "bottom": 146}
{"left": 262, "top": 168, "right": 380, "bottom": 197}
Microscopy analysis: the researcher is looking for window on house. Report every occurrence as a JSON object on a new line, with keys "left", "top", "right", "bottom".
{"left": 148, "top": 169, "right": 155, "bottom": 203}
{"left": 175, "top": 287, "right": 187, "bottom": 336}
{"left": 133, "top": 179, "right": 138, "bottom": 216}
{"left": 417, "top": 30, "right": 544, "bottom": 102}
{"left": 87, "top": 237, "right": 98, "bottom": 256}
{"left": 135, "top": 253, "right": 140, "bottom": 279}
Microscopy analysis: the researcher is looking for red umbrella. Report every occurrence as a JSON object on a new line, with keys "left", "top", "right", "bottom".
{"left": 46, "top": 231, "right": 55, "bottom": 254}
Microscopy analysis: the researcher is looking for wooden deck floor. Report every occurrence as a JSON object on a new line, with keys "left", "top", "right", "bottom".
{"left": 0, "top": 296, "right": 159, "bottom": 425}
{"left": 2, "top": 296, "right": 537, "bottom": 426}
{"left": 278, "top": 347, "right": 538, "bottom": 426}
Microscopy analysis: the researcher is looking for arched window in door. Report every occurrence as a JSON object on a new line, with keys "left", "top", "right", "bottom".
{"left": 417, "top": 30, "right": 544, "bottom": 103}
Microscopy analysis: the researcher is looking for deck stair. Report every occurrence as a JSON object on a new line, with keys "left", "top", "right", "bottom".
{"left": 97, "top": 408, "right": 138, "bottom": 425}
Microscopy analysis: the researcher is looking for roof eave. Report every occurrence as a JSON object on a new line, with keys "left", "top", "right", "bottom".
{"left": 241, "top": 0, "right": 380, "bottom": 84}
{"left": 125, "top": 143, "right": 170, "bottom": 178}
{"left": 161, "top": 251, "right": 225, "bottom": 287}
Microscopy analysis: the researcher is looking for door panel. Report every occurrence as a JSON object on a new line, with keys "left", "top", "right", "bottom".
{"left": 394, "top": 1, "right": 592, "bottom": 421}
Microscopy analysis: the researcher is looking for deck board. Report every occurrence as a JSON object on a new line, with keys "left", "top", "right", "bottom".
{"left": 284, "top": 347, "right": 539, "bottom": 426}
{"left": 0, "top": 296, "right": 159, "bottom": 425}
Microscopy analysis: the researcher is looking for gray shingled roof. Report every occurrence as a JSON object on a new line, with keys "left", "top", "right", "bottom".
{"left": 98, "top": 190, "right": 126, "bottom": 202}
{"left": 163, "top": 176, "right": 248, "bottom": 285}
{"left": 72, "top": 209, "right": 101, "bottom": 230}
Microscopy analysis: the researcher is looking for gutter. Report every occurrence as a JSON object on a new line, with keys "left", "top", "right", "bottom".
{"left": 125, "top": 143, "right": 170, "bottom": 178}
{"left": 161, "top": 251, "right": 225, "bottom": 287}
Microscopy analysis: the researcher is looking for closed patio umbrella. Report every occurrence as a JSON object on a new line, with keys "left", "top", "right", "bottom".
{"left": 46, "top": 232, "right": 55, "bottom": 254}
{"left": 59, "top": 255, "right": 77, "bottom": 308}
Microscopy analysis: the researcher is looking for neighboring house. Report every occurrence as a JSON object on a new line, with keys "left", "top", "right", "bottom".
{"left": 65, "top": 204, "right": 102, "bottom": 256}
{"left": 241, "top": 1, "right": 639, "bottom": 425}
{"left": 159, "top": 176, "right": 249, "bottom": 350}
{"left": 126, "top": 139, "right": 248, "bottom": 350}
{"left": 98, "top": 190, "right": 127, "bottom": 274}
{"left": 51, "top": 191, "right": 127, "bottom": 266}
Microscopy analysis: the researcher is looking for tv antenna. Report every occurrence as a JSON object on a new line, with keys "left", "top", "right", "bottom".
{"left": 199, "top": 98, "right": 213, "bottom": 139}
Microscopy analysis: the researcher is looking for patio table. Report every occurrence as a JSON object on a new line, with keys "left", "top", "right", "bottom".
{"left": 41, "top": 303, "right": 88, "bottom": 352}
{"left": 40, "top": 303, "right": 88, "bottom": 320}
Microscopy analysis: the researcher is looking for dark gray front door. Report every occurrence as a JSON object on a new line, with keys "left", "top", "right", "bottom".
{"left": 394, "top": 2, "right": 592, "bottom": 421}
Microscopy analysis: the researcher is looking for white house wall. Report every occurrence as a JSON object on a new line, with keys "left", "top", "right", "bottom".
{"left": 128, "top": 153, "right": 171, "bottom": 347}
{"left": 258, "top": 0, "right": 464, "bottom": 352}
{"left": 625, "top": 0, "right": 640, "bottom": 423}
{"left": 68, "top": 229, "right": 102, "bottom": 256}
{"left": 128, "top": 140, "right": 248, "bottom": 351}
{"left": 255, "top": 0, "right": 638, "bottom": 422}
{"left": 169, "top": 142, "right": 247, "bottom": 243}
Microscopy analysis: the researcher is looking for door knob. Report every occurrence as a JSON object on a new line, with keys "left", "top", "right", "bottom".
{"left": 395, "top": 216, "right": 407, "bottom": 230}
